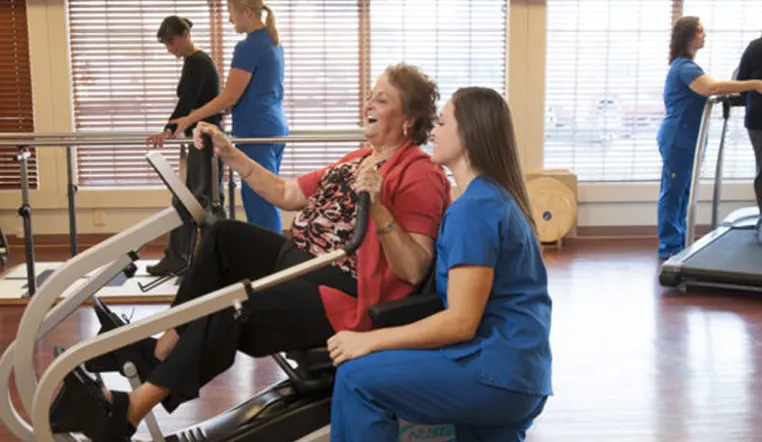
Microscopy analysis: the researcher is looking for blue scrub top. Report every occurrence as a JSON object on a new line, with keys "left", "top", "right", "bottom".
{"left": 435, "top": 176, "right": 553, "bottom": 397}
{"left": 230, "top": 28, "right": 289, "bottom": 138}
{"left": 657, "top": 56, "right": 707, "bottom": 150}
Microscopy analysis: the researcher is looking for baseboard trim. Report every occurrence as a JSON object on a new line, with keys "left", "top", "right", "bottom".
{"left": 576, "top": 224, "right": 712, "bottom": 238}
{"left": 6, "top": 224, "right": 713, "bottom": 248}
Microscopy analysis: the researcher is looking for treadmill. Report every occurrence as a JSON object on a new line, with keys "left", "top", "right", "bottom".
{"left": 659, "top": 92, "right": 762, "bottom": 293}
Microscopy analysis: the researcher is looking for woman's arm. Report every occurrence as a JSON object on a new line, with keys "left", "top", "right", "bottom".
{"left": 171, "top": 68, "right": 252, "bottom": 134}
{"left": 689, "top": 75, "right": 762, "bottom": 97}
{"left": 369, "top": 204, "right": 435, "bottom": 286}
{"left": 194, "top": 123, "right": 308, "bottom": 211}
{"left": 354, "top": 161, "right": 447, "bottom": 286}
{"left": 327, "top": 265, "right": 493, "bottom": 365}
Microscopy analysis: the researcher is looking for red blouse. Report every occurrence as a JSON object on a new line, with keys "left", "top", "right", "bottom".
{"left": 295, "top": 140, "right": 451, "bottom": 332}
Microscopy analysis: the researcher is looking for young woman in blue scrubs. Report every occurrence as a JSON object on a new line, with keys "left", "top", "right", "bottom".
{"left": 326, "top": 87, "right": 552, "bottom": 442}
{"left": 657, "top": 16, "right": 762, "bottom": 259}
{"left": 170, "top": 0, "right": 289, "bottom": 233}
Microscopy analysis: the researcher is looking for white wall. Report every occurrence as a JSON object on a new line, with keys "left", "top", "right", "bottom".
{"left": 0, "top": 0, "right": 753, "bottom": 240}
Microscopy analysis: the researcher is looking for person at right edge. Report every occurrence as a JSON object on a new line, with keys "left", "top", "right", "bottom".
{"left": 169, "top": 0, "right": 289, "bottom": 233}
{"left": 657, "top": 16, "right": 762, "bottom": 260}
{"left": 736, "top": 32, "right": 762, "bottom": 243}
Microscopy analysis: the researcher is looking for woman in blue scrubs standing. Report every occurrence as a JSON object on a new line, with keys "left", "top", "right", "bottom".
{"left": 657, "top": 16, "right": 762, "bottom": 259}
{"left": 170, "top": 0, "right": 288, "bottom": 233}
{"left": 326, "top": 87, "right": 552, "bottom": 442}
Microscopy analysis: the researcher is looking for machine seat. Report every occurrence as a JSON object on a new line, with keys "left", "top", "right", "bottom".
{"left": 277, "top": 261, "right": 444, "bottom": 393}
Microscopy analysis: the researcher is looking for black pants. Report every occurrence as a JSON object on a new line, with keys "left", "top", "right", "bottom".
{"left": 749, "top": 129, "right": 762, "bottom": 215}
{"left": 147, "top": 219, "right": 357, "bottom": 412}
{"left": 163, "top": 122, "right": 226, "bottom": 268}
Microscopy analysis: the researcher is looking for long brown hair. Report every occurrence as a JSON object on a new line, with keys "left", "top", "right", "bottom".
{"left": 451, "top": 87, "right": 538, "bottom": 236}
{"left": 669, "top": 16, "right": 700, "bottom": 63}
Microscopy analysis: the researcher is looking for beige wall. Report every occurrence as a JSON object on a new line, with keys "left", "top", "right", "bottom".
{"left": 0, "top": 0, "right": 753, "bottom": 240}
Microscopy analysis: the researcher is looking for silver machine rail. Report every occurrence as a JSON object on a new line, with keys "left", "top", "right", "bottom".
{"left": 685, "top": 94, "right": 745, "bottom": 247}
{"left": 0, "top": 143, "right": 370, "bottom": 441}
{"left": 1, "top": 129, "right": 366, "bottom": 297}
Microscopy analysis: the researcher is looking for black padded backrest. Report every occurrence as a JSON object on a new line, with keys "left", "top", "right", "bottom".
{"left": 412, "top": 253, "right": 437, "bottom": 295}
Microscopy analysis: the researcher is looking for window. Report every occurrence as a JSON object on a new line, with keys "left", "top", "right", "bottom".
{"left": 68, "top": 0, "right": 508, "bottom": 186}
{"left": 683, "top": 0, "right": 762, "bottom": 180}
{"left": 68, "top": 1, "right": 216, "bottom": 186}
{"left": 544, "top": 0, "right": 674, "bottom": 182}
{"left": 0, "top": 0, "right": 36, "bottom": 189}
{"left": 545, "top": 0, "right": 762, "bottom": 183}
{"left": 369, "top": 0, "right": 507, "bottom": 125}
{"left": 221, "top": 1, "right": 363, "bottom": 178}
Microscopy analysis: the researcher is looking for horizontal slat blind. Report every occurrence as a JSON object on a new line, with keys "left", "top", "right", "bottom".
{"left": 69, "top": 0, "right": 508, "bottom": 185}
{"left": 0, "top": 0, "right": 36, "bottom": 189}
{"left": 369, "top": 0, "right": 507, "bottom": 158}
{"left": 683, "top": 0, "right": 762, "bottom": 181}
{"left": 68, "top": 0, "right": 216, "bottom": 186}
{"left": 221, "top": 0, "right": 362, "bottom": 178}
{"left": 544, "top": 0, "right": 674, "bottom": 182}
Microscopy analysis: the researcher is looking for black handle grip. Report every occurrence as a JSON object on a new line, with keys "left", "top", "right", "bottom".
{"left": 344, "top": 191, "right": 370, "bottom": 255}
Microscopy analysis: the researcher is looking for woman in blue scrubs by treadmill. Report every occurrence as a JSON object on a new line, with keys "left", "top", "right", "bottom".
{"left": 657, "top": 16, "right": 762, "bottom": 259}
{"left": 170, "top": 0, "right": 288, "bottom": 233}
{"left": 326, "top": 87, "right": 552, "bottom": 442}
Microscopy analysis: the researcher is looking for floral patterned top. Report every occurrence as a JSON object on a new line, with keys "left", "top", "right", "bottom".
{"left": 289, "top": 156, "right": 372, "bottom": 279}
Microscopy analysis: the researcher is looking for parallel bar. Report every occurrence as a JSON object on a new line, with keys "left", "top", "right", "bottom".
{"left": 0, "top": 133, "right": 366, "bottom": 147}
{"left": 0, "top": 128, "right": 364, "bottom": 139}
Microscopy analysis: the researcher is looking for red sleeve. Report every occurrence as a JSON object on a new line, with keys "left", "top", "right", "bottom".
{"left": 296, "top": 166, "right": 328, "bottom": 200}
{"left": 390, "top": 161, "right": 451, "bottom": 238}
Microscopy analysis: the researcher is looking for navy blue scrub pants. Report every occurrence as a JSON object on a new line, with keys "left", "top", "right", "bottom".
{"left": 330, "top": 349, "right": 548, "bottom": 442}
{"left": 238, "top": 143, "right": 285, "bottom": 233}
{"left": 657, "top": 141, "right": 696, "bottom": 259}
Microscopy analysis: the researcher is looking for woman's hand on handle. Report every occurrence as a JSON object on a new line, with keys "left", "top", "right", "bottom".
{"left": 147, "top": 130, "right": 171, "bottom": 149}
{"left": 355, "top": 160, "right": 383, "bottom": 205}
{"left": 193, "top": 122, "right": 237, "bottom": 162}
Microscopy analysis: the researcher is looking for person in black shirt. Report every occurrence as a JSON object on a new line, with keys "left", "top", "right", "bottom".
{"left": 737, "top": 34, "right": 762, "bottom": 241}
{"left": 147, "top": 16, "right": 225, "bottom": 275}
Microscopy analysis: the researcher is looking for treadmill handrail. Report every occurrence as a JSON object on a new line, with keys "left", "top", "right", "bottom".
{"left": 685, "top": 96, "right": 720, "bottom": 247}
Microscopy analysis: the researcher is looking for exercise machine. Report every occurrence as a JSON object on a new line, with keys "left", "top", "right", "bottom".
{"left": 659, "top": 93, "right": 762, "bottom": 293}
{"left": 0, "top": 148, "right": 444, "bottom": 441}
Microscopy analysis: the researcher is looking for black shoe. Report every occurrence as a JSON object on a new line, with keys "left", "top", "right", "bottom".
{"left": 50, "top": 368, "right": 136, "bottom": 441}
{"left": 146, "top": 258, "right": 187, "bottom": 277}
{"left": 85, "top": 297, "right": 160, "bottom": 381}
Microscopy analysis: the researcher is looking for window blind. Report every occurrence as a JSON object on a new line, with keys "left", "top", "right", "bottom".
{"left": 683, "top": 0, "right": 762, "bottom": 181}
{"left": 220, "top": 0, "right": 363, "bottom": 178}
{"left": 68, "top": 0, "right": 216, "bottom": 186}
{"left": 544, "top": 0, "right": 674, "bottom": 182}
{"left": 68, "top": 0, "right": 508, "bottom": 186}
{"left": 0, "top": 0, "right": 36, "bottom": 189}
{"left": 369, "top": 0, "right": 506, "bottom": 158}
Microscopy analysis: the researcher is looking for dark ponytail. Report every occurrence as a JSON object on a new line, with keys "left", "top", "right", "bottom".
{"left": 157, "top": 15, "right": 193, "bottom": 44}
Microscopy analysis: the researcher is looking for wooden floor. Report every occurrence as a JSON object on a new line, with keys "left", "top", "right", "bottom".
{"left": 1, "top": 238, "right": 761, "bottom": 441}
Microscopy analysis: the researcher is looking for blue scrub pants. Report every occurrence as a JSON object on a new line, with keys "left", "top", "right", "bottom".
{"left": 657, "top": 141, "right": 696, "bottom": 259}
{"left": 238, "top": 143, "right": 285, "bottom": 233}
{"left": 330, "top": 349, "right": 548, "bottom": 442}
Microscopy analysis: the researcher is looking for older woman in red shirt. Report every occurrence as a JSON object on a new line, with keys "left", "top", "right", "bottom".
{"left": 53, "top": 62, "right": 451, "bottom": 441}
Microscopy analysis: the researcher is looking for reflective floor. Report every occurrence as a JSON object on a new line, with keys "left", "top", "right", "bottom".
{"left": 1, "top": 238, "right": 761, "bottom": 441}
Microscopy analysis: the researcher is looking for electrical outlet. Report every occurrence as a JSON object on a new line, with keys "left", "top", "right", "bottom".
{"left": 93, "top": 210, "right": 106, "bottom": 226}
